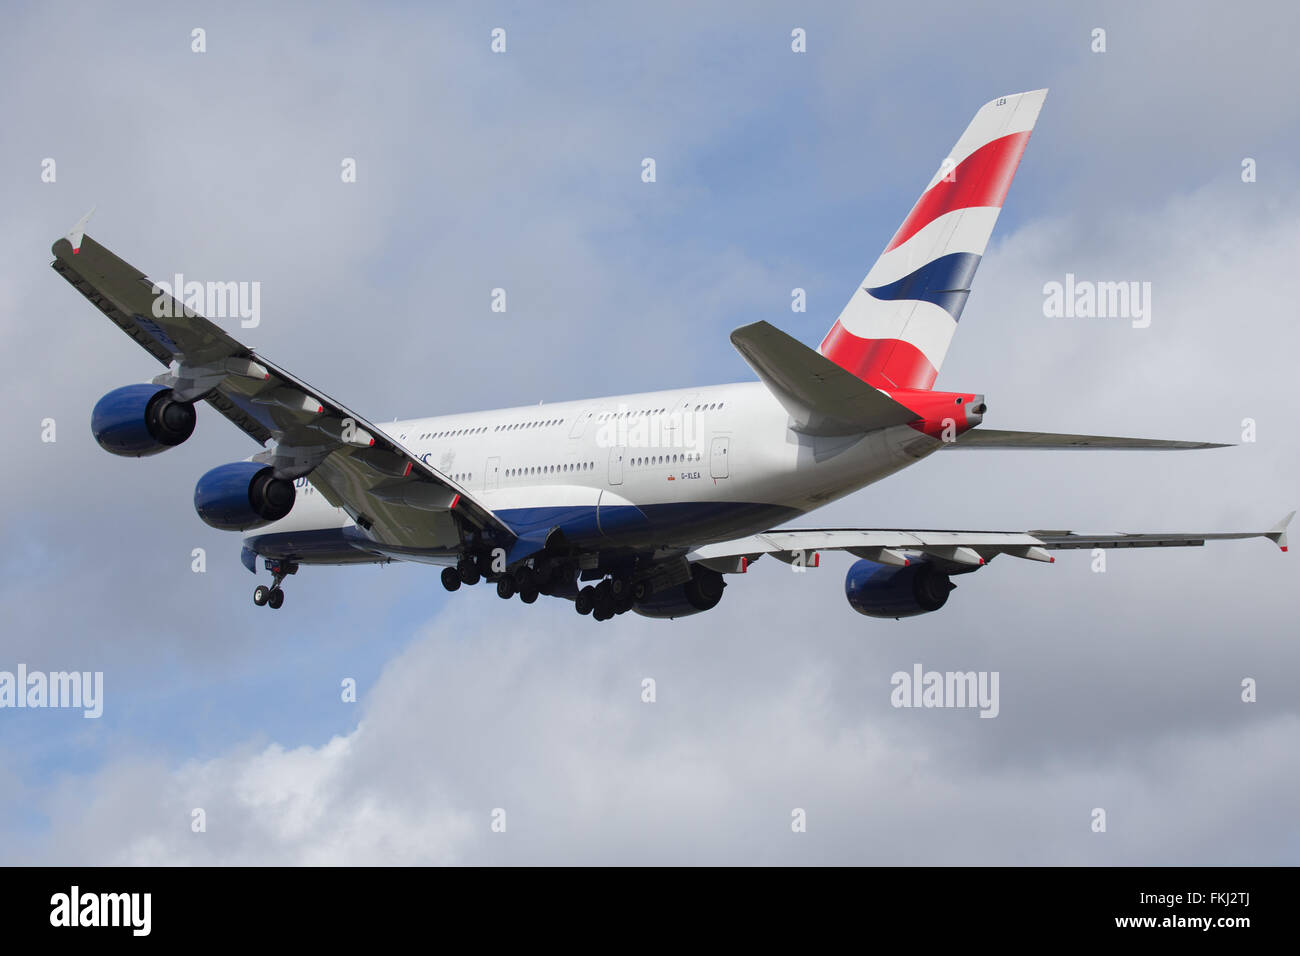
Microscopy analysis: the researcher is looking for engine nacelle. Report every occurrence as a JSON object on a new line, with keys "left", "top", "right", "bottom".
{"left": 194, "top": 462, "right": 296, "bottom": 531}
{"left": 91, "top": 384, "right": 196, "bottom": 457}
{"left": 845, "top": 558, "right": 955, "bottom": 619}
{"left": 633, "top": 566, "right": 726, "bottom": 619}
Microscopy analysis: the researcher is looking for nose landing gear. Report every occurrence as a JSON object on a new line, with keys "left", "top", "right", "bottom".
{"left": 253, "top": 559, "right": 297, "bottom": 610}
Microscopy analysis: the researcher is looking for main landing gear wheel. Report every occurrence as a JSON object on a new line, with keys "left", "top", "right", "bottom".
{"left": 441, "top": 567, "right": 462, "bottom": 592}
{"left": 267, "top": 587, "right": 284, "bottom": 610}
{"left": 536, "top": 562, "right": 567, "bottom": 596}
{"left": 458, "top": 558, "right": 481, "bottom": 586}
{"left": 575, "top": 586, "right": 596, "bottom": 615}
{"left": 515, "top": 567, "right": 538, "bottom": 594}
{"left": 496, "top": 574, "right": 517, "bottom": 599}
{"left": 592, "top": 580, "right": 616, "bottom": 621}
{"left": 253, "top": 585, "right": 270, "bottom": 606}
{"left": 519, "top": 587, "right": 539, "bottom": 604}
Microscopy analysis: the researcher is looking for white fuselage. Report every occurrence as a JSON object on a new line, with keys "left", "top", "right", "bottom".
{"left": 248, "top": 380, "right": 944, "bottom": 561}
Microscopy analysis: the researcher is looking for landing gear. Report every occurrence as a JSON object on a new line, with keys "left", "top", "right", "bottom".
{"left": 570, "top": 572, "right": 649, "bottom": 621}
{"left": 531, "top": 561, "right": 565, "bottom": 596}
{"left": 441, "top": 557, "right": 547, "bottom": 604}
{"left": 252, "top": 560, "right": 296, "bottom": 610}
{"left": 509, "top": 565, "right": 538, "bottom": 603}
{"left": 457, "top": 557, "right": 480, "bottom": 586}
{"left": 591, "top": 580, "right": 617, "bottom": 620}
{"left": 609, "top": 577, "right": 635, "bottom": 614}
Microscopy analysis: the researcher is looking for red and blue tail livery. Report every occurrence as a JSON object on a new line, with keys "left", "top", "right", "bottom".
{"left": 819, "top": 89, "right": 1047, "bottom": 391}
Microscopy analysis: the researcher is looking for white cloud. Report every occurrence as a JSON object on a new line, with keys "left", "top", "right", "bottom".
{"left": 27, "top": 585, "right": 1300, "bottom": 864}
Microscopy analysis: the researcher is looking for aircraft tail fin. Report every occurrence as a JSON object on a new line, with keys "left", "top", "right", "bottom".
{"left": 819, "top": 89, "right": 1047, "bottom": 390}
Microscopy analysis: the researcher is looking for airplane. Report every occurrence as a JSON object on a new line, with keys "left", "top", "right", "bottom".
{"left": 53, "top": 89, "right": 1290, "bottom": 621}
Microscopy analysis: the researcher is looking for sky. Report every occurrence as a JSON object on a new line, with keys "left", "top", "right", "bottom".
{"left": 1, "top": 0, "right": 1297, "bottom": 864}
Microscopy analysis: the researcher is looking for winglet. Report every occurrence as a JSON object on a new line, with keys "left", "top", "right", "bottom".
{"left": 66, "top": 207, "right": 96, "bottom": 254}
{"left": 1266, "top": 511, "right": 1294, "bottom": 552}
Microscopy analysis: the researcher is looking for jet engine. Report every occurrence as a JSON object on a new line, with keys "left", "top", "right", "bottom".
{"left": 845, "top": 558, "right": 955, "bottom": 619}
{"left": 194, "top": 462, "right": 296, "bottom": 531}
{"left": 91, "top": 384, "right": 196, "bottom": 457}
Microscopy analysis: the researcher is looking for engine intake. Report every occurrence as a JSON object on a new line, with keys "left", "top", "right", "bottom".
{"left": 91, "top": 384, "right": 196, "bottom": 457}
{"left": 194, "top": 462, "right": 296, "bottom": 531}
{"left": 845, "top": 558, "right": 954, "bottom": 619}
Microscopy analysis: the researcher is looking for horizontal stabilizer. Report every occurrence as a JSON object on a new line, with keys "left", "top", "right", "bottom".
{"left": 730, "top": 321, "right": 918, "bottom": 435}
{"left": 944, "top": 428, "right": 1229, "bottom": 450}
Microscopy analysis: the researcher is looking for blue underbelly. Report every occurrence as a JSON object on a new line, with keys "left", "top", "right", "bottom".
{"left": 245, "top": 500, "right": 800, "bottom": 566}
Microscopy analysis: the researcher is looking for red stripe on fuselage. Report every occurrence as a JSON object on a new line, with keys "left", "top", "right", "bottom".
{"left": 884, "top": 130, "right": 1031, "bottom": 253}
{"left": 819, "top": 322, "right": 938, "bottom": 391}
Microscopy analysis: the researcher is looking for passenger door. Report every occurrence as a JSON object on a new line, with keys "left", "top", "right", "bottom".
{"left": 709, "top": 436, "right": 729, "bottom": 479}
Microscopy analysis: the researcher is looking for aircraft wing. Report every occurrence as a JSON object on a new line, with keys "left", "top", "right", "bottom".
{"left": 51, "top": 231, "right": 509, "bottom": 550}
{"left": 687, "top": 513, "right": 1293, "bottom": 572}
